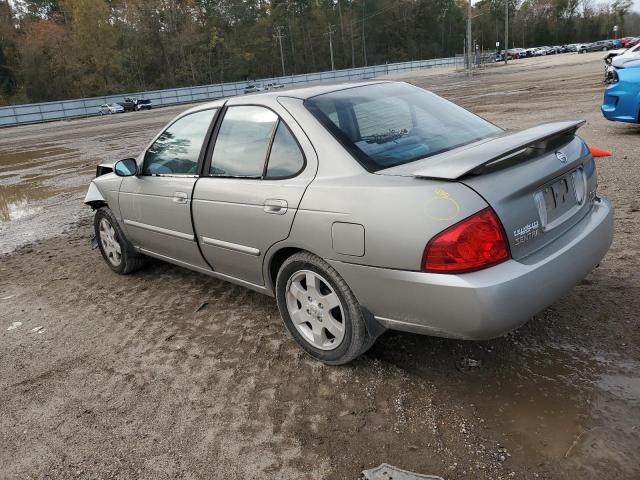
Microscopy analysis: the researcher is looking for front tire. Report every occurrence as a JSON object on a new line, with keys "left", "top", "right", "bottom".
{"left": 275, "top": 252, "right": 372, "bottom": 365}
{"left": 94, "top": 207, "right": 145, "bottom": 274}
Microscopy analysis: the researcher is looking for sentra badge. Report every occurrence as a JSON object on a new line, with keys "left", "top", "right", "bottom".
{"left": 513, "top": 220, "right": 540, "bottom": 246}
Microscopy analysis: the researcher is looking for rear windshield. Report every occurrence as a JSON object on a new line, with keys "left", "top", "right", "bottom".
{"left": 304, "top": 82, "right": 502, "bottom": 172}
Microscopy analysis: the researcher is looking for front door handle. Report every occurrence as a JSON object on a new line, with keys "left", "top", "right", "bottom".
{"left": 173, "top": 191, "right": 188, "bottom": 204}
{"left": 264, "top": 199, "right": 288, "bottom": 215}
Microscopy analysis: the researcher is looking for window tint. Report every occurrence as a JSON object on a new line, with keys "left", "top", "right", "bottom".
{"left": 266, "top": 121, "right": 304, "bottom": 178}
{"left": 304, "top": 83, "right": 502, "bottom": 172}
{"left": 210, "top": 106, "right": 278, "bottom": 177}
{"left": 143, "top": 109, "right": 217, "bottom": 175}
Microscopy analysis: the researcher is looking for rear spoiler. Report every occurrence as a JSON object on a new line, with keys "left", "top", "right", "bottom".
{"left": 410, "top": 120, "right": 585, "bottom": 180}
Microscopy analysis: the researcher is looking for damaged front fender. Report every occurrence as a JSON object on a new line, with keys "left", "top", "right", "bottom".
{"left": 84, "top": 181, "right": 107, "bottom": 210}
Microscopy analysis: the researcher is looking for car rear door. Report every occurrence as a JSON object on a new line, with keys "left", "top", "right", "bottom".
{"left": 192, "top": 99, "right": 317, "bottom": 286}
{"left": 118, "top": 106, "right": 220, "bottom": 270}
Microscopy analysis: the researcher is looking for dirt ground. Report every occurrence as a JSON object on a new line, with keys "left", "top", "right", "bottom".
{"left": 1, "top": 52, "right": 639, "bottom": 480}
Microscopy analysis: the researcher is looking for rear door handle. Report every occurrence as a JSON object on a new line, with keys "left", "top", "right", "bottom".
{"left": 264, "top": 199, "right": 288, "bottom": 215}
{"left": 173, "top": 191, "right": 188, "bottom": 204}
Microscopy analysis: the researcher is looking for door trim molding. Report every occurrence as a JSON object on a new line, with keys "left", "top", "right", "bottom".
{"left": 201, "top": 236, "right": 260, "bottom": 256}
{"left": 124, "top": 219, "right": 194, "bottom": 241}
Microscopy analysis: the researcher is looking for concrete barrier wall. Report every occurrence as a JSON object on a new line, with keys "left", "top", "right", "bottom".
{"left": 0, "top": 56, "right": 464, "bottom": 128}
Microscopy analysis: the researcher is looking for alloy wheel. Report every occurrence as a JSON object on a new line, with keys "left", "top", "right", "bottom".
{"left": 285, "top": 270, "right": 345, "bottom": 350}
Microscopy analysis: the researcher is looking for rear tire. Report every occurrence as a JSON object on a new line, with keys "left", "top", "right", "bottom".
{"left": 275, "top": 252, "right": 372, "bottom": 365}
{"left": 94, "top": 207, "right": 145, "bottom": 275}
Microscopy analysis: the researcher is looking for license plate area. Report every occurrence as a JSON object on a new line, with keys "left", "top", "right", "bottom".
{"left": 534, "top": 170, "right": 582, "bottom": 230}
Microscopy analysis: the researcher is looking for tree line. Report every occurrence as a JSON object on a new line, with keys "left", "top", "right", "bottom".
{"left": 0, "top": 0, "right": 637, "bottom": 106}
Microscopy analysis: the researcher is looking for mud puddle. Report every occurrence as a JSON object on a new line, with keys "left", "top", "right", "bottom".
{"left": 0, "top": 117, "right": 163, "bottom": 254}
{"left": 373, "top": 329, "right": 640, "bottom": 477}
{"left": 449, "top": 342, "right": 640, "bottom": 476}
{"left": 0, "top": 144, "right": 92, "bottom": 254}
{"left": 466, "top": 346, "right": 640, "bottom": 475}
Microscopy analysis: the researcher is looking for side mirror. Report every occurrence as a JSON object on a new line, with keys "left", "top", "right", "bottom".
{"left": 114, "top": 158, "right": 138, "bottom": 177}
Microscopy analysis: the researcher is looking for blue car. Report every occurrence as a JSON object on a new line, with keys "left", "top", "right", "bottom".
{"left": 602, "top": 62, "right": 640, "bottom": 123}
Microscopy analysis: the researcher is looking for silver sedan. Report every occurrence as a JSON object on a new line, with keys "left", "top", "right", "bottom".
{"left": 84, "top": 81, "right": 613, "bottom": 364}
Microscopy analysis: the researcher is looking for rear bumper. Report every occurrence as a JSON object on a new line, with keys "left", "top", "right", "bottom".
{"left": 329, "top": 198, "right": 613, "bottom": 340}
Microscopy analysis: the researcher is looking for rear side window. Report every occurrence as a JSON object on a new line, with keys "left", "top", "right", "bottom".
{"left": 143, "top": 108, "right": 217, "bottom": 175}
{"left": 305, "top": 82, "right": 502, "bottom": 172}
{"left": 210, "top": 106, "right": 278, "bottom": 177}
{"left": 209, "top": 106, "right": 305, "bottom": 179}
{"left": 266, "top": 122, "right": 305, "bottom": 178}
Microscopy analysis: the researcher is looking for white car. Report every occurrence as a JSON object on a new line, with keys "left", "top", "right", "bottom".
{"left": 98, "top": 104, "right": 125, "bottom": 115}
{"left": 265, "top": 83, "right": 285, "bottom": 91}
{"left": 243, "top": 84, "right": 264, "bottom": 94}
{"left": 611, "top": 44, "right": 640, "bottom": 68}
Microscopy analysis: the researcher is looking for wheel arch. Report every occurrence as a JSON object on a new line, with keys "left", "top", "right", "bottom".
{"left": 266, "top": 246, "right": 305, "bottom": 293}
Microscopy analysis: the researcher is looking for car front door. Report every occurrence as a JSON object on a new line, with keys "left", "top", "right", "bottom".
{"left": 119, "top": 107, "right": 219, "bottom": 270}
{"left": 192, "top": 102, "right": 316, "bottom": 286}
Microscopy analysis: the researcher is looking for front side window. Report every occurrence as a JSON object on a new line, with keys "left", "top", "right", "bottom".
{"left": 143, "top": 108, "right": 217, "bottom": 175}
{"left": 304, "top": 83, "right": 503, "bottom": 172}
{"left": 210, "top": 106, "right": 278, "bottom": 177}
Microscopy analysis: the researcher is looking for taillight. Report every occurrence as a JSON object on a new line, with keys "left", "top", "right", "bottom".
{"left": 422, "top": 208, "right": 511, "bottom": 273}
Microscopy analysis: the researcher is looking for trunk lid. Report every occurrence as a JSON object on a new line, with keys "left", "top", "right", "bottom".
{"left": 377, "top": 120, "right": 598, "bottom": 260}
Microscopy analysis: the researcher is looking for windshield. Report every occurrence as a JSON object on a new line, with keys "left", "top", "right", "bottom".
{"left": 304, "top": 82, "right": 502, "bottom": 172}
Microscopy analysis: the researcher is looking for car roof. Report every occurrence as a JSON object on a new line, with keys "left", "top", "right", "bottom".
{"left": 183, "top": 80, "right": 391, "bottom": 115}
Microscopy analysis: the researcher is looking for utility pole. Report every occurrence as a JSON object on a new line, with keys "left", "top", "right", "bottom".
{"left": 362, "top": 0, "right": 367, "bottom": 67}
{"left": 467, "top": 0, "right": 472, "bottom": 72}
{"left": 274, "top": 26, "right": 286, "bottom": 76}
{"left": 504, "top": 0, "right": 509, "bottom": 65}
{"left": 325, "top": 24, "right": 336, "bottom": 71}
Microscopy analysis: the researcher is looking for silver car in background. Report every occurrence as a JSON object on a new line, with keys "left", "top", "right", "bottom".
{"left": 98, "top": 103, "right": 125, "bottom": 115}
{"left": 85, "top": 81, "right": 613, "bottom": 364}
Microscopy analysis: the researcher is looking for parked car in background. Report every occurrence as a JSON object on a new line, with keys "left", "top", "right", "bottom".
{"left": 98, "top": 103, "right": 124, "bottom": 115}
{"left": 611, "top": 43, "right": 640, "bottom": 68}
{"left": 533, "top": 47, "right": 547, "bottom": 56}
{"left": 514, "top": 48, "right": 528, "bottom": 58}
{"left": 602, "top": 62, "right": 640, "bottom": 123}
{"left": 605, "top": 47, "right": 630, "bottom": 63}
{"left": 119, "top": 97, "right": 151, "bottom": 112}
{"left": 621, "top": 37, "right": 640, "bottom": 47}
{"left": 265, "top": 82, "right": 284, "bottom": 91}
{"left": 243, "top": 84, "right": 263, "bottom": 94}
{"left": 605, "top": 44, "right": 640, "bottom": 65}
{"left": 135, "top": 99, "right": 153, "bottom": 111}
{"left": 85, "top": 80, "right": 613, "bottom": 364}
{"left": 591, "top": 40, "right": 616, "bottom": 51}
{"left": 576, "top": 43, "right": 599, "bottom": 53}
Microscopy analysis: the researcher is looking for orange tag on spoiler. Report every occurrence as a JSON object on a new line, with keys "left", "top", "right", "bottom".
{"left": 588, "top": 145, "right": 612, "bottom": 158}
